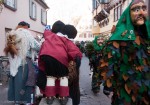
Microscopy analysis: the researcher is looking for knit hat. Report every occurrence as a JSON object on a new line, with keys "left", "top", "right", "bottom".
{"left": 109, "top": 0, "right": 150, "bottom": 41}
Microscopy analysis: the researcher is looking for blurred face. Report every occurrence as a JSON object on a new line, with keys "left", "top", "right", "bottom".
{"left": 23, "top": 26, "right": 29, "bottom": 29}
{"left": 97, "top": 37, "right": 104, "bottom": 46}
{"left": 130, "top": 2, "right": 147, "bottom": 26}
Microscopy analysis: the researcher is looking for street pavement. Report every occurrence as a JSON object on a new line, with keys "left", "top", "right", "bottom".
{"left": 79, "top": 54, "right": 111, "bottom": 105}
{"left": 0, "top": 54, "right": 111, "bottom": 105}
{"left": 0, "top": 80, "right": 13, "bottom": 105}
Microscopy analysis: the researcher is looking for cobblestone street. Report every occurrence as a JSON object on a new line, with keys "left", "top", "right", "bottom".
{"left": 79, "top": 55, "right": 111, "bottom": 105}
{"left": 0, "top": 82, "right": 13, "bottom": 105}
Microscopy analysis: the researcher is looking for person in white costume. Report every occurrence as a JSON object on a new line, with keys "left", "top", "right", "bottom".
{"left": 6, "top": 21, "right": 40, "bottom": 105}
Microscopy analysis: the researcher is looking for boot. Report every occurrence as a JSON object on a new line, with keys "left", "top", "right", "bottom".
{"left": 46, "top": 96, "right": 55, "bottom": 105}
{"left": 59, "top": 96, "right": 68, "bottom": 105}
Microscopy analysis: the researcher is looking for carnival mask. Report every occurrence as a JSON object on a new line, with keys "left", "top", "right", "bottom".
{"left": 97, "top": 37, "right": 104, "bottom": 46}
{"left": 130, "top": 2, "right": 147, "bottom": 26}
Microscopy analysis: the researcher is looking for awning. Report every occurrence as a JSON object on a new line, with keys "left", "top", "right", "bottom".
{"left": 94, "top": 9, "right": 109, "bottom": 22}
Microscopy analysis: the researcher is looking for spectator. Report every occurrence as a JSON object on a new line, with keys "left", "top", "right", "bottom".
{"left": 6, "top": 21, "right": 40, "bottom": 105}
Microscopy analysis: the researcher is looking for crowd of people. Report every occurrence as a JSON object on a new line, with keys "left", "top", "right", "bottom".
{"left": 3, "top": 0, "right": 150, "bottom": 105}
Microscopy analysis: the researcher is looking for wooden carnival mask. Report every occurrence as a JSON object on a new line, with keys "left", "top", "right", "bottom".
{"left": 130, "top": 1, "right": 147, "bottom": 26}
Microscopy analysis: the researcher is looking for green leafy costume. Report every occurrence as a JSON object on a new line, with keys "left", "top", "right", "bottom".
{"left": 99, "top": 0, "right": 150, "bottom": 105}
{"left": 90, "top": 36, "right": 104, "bottom": 93}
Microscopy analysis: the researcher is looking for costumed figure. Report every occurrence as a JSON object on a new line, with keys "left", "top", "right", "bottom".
{"left": 99, "top": 0, "right": 150, "bottom": 105}
{"left": 75, "top": 41, "right": 84, "bottom": 53}
{"left": 6, "top": 22, "right": 40, "bottom": 105}
{"left": 61, "top": 24, "right": 82, "bottom": 105}
{"left": 38, "top": 21, "right": 82, "bottom": 105}
{"left": 89, "top": 36, "right": 104, "bottom": 93}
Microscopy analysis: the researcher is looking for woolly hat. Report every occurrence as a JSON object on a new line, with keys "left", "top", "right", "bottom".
{"left": 109, "top": 0, "right": 150, "bottom": 41}
{"left": 61, "top": 25, "right": 77, "bottom": 39}
{"left": 51, "top": 20, "right": 65, "bottom": 34}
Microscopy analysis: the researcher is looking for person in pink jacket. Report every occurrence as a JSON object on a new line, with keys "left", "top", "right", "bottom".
{"left": 38, "top": 21, "right": 82, "bottom": 105}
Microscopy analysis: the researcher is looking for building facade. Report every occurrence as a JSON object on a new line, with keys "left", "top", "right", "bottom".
{"left": 0, "top": 0, "right": 49, "bottom": 56}
{"left": 75, "top": 13, "right": 94, "bottom": 42}
{"left": 92, "top": 0, "right": 149, "bottom": 38}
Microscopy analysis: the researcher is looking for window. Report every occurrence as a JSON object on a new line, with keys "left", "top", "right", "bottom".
{"left": 93, "top": 20, "right": 97, "bottom": 27}
{"left": 93, "top": 0, "right": 96, "bottom": 9}
{"left": 93, "top": 0, "right": 99, "bottom": 10}
{"left": 117, "top": 5, "right": 122, "bottom": 20}
{"left": 4, "top": 0, "right": 17, "bottom": 11}
{"left": 29, "top": 0, "right": 36, "bottom": 20}
{"left": 41, "top": 9, "right": 47, "bottom": 25}
{"left": 114, "top": 8, "right": 117, "bottom": 21}
{"left": 114, "top": 4, "right": 122, "bottom": 22}
{"left": 79, "top": 34, "right": 82, "bottom": 38}
{"left": 88, "top": 33, "right": 91, "bottom": 38}
{"left": 84, "top": 33, "right": 86, "bottom": 38}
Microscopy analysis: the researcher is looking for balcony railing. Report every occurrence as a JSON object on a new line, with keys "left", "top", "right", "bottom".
{"left": 94, "top": 8, "right": 109, "bottom": 22}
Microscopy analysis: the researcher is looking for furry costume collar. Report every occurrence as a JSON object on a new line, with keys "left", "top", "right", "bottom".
{"left": 9, "top": 28, "right": 29, "bottom": 76}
